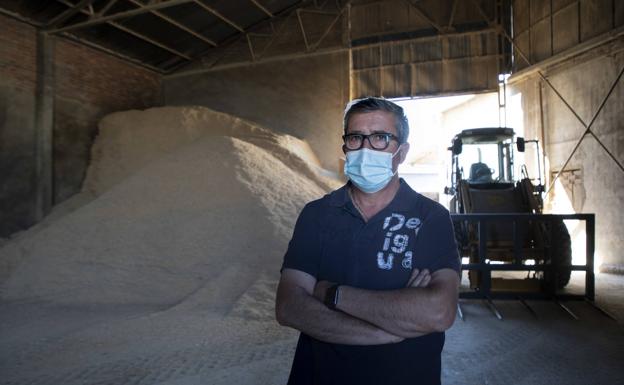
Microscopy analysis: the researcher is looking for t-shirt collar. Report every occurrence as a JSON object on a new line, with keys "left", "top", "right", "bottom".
{"left": 328, "top": 178, "right": 417, "bottom": 213}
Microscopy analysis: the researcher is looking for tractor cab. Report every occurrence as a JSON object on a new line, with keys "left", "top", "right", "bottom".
{"left": 447, "top": 127, "right": 525, "bottom": 193}
{"left": 444, "top": 127, "right": 540, "bottom": 215}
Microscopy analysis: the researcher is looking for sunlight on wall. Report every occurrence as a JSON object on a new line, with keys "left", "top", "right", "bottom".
{"left": 549, "top": 177, "right": 595, "bottom": 269}
{"left": 508, "top": 92, "right": 525, "bottom": 137}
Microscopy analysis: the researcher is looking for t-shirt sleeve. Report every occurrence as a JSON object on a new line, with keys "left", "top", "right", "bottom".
{"left": 418, "top": 210, "right": 461, "bottom": 274}
{"left": 280, "top": 202, "right": 321, "bottom": 278}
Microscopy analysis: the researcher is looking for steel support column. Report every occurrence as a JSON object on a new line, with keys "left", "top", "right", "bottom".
{"left": 34, "top": 32, "right": 55, "bottom": 220}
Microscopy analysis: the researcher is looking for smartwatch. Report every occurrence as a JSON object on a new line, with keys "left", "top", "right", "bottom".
{"left": 324, "top": 284, "right": 341, "bottom": 310}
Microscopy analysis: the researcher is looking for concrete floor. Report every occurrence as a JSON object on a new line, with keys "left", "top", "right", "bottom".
{"left": 1, "top": 272, "right": 623, "bottom": 385}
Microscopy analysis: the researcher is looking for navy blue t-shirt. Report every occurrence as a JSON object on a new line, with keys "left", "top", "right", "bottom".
{"left": 281, "top": 179, "right": 460, "bottom": 385}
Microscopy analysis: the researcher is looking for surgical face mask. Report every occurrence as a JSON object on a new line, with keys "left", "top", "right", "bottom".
{"left": 344, "top": 147, "right": 401, "bottom": 193}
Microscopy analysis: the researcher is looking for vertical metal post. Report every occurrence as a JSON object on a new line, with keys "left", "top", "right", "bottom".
{"left": 34, "top": 31, "right": 55, "bottom": 220}
{"left": 585, "top": 215, "right": 595, "bottom": 301}
{"left": 347, "top": 2, "right": 354, "bottom": 100}
{"left": 498, "top": 76, "right": 505, "bottom": 127}
{"left": 378, "top": 44, "right": 383, "bottom": 96}
{"left": 527, "top": 0, "right": 531, "bottom": 65}
{"left": 479, "top": 219, "right": 490, "bottom": 295}
{"left": 513, "top": 219, "right": 521, "bottom": 265}
{"left": 535, "top": 142, "right": 543, "bottom": 188}
{"left": 546, "top": 218, "right": 557, "bottom": 295}
{"left": 549, "top": 0, "right": 553, "bottom": 56}
{"left": 538, "top": 83, "right": 548, "bottom": 190}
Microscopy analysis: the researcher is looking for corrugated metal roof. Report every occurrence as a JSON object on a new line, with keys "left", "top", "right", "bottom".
{"left": 0, "top": 0, "right": 305, "bottom": 72}
{"left": 1, "top": 0, "right": 510, "bottom": 76}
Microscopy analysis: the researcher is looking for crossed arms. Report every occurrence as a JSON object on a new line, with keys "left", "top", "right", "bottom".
{"left": 275, "top": 267, "right": 459, "bottom": 345}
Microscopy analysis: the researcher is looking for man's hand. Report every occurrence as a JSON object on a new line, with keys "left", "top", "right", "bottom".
{"left": 313, "top": 280, "right": 335, "bottom": 303}
{"left": 406, "top": 268, "right": 431, "bottom": 288}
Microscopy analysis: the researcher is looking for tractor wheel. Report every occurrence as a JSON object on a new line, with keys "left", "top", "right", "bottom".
{"left": 452, "top": 218, "right": 468, "bottom": 252}
{"left": 544, "top": 220, "right": 572, "bottom": 290}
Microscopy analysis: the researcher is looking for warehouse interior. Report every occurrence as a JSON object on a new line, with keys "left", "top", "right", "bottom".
{"left": 0, "top": 0, "right": 623, "bottom": 384}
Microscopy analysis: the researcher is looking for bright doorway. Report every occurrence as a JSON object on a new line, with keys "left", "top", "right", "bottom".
{"left": 393, "top": 92, "right": 522, "bottom": 208}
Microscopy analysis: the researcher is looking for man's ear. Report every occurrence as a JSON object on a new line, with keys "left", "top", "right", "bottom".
{"left": 398, "top": 143, "right": 410, "bottom": 163}
{"left": 342, "top": 144, "right": 347, "bottom": 154}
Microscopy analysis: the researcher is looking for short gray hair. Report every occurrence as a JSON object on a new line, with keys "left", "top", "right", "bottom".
{"left": 343, "top": 97, "right": 410, "bottom": 144}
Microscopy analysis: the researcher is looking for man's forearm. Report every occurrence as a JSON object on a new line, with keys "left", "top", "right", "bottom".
{"left": 336, "top": 286, "right": 444, "bottom": 337}
{"left": 334, "top": 270, "right": 459, "bottom": 337}
{"left": 276, "top": 285, "right": 403, "bottom": 345}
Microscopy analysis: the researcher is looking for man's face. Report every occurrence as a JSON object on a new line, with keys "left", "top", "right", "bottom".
{"left": 344, "top": 110, "right": 409, "bottom": 171}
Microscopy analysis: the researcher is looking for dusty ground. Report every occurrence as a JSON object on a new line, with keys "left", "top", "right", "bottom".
{"left": 1, "top": 272, "right": 623, "bottom": 385}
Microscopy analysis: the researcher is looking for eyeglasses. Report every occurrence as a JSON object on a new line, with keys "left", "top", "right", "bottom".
{"left": 342, "top": 133, "right": 399, "bottom": 150}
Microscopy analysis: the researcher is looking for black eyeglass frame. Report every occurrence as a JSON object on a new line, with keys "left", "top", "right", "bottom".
{"left": 342, "top": 132, "right": 400, "bottom": 150}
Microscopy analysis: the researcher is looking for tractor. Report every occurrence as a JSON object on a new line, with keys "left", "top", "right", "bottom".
{"left": 445, "top": 127, "right": 572, "bottom": 292}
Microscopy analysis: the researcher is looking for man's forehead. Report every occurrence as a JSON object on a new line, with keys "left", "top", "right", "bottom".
{"left": 346, "top": 111, "right": 397, "bottom": 133}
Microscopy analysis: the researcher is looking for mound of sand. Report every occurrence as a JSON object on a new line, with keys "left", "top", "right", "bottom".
{"left": 0, "top": 106, "right": 340, "bottom": 305}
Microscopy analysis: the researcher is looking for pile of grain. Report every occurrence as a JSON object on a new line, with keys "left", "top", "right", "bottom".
{"left": 0, "top": 106, "right": 340, "bottom": 306}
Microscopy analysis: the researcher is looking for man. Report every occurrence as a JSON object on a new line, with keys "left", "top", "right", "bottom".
{"left": 276, "top": 97, "right": 460, "bottom": 385}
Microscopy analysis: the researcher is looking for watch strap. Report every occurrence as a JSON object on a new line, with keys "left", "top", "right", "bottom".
{"left": 324, "top": 284, "right": 341, "bottom": 310}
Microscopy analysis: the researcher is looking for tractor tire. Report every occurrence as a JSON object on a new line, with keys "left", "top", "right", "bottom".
{"left": 452, "top": 219, "right": 468, "bottom": 253}
{"left": 545, "top": 220, "right": 572, "bottom": 290}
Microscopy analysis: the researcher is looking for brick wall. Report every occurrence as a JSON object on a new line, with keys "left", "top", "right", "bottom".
{"left": 0, "top": 13, "right": 162, "bottom": 237}
{"left": 0, "top": 16, "right": 37, "bottom": 89}
{"left": 0, "top": 15, "right": 38, "bottom": 236}
{"left": 53, "top": 38, "right": 162, "bottom": 202}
